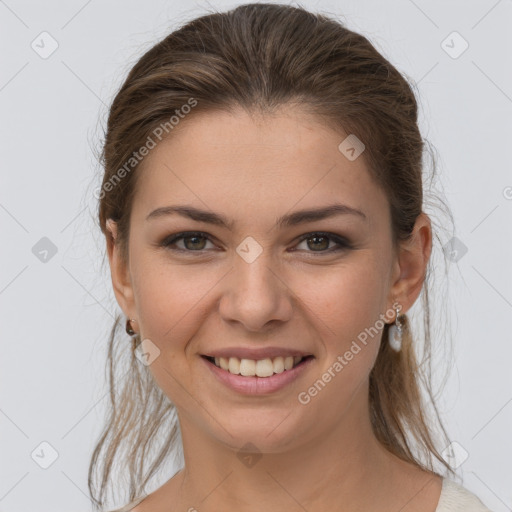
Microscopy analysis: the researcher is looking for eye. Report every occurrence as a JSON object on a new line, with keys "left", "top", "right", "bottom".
{"left": 293, "top": 232, "right": 352, "bottom": 254}
{"left": 161, "top": 231, "right": 216, "bottom": 252}
{"left": 160, "top": 231, "right": 352, "bottom": 256}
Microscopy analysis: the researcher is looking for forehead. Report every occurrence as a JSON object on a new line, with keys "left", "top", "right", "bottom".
{"left": 131, "top": 107, "right": 388, "bottom": 230}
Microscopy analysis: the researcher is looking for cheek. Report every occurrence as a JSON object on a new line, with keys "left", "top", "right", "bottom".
{"left": 301, "top": 256, "right": 385, "bottom": 328}
{"left": 294, "top": 257, "right": 387, "bottom": 370}
{"left": 130, "top": 258, "right": 216, "bottom": 406}
{"left": 131, "top": 254, "right": 219, "bottom": 349}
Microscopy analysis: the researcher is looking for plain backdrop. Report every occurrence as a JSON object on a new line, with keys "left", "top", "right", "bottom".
{"left": 1, "top": 0, "right": 511, "bottom": 510}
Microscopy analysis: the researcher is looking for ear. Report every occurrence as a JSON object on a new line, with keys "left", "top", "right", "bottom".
{"left": 388, "top": 212, "right": 433, "bottom": 314}
{"left": 105, "top": 219, "right": 136, "bottom": 319}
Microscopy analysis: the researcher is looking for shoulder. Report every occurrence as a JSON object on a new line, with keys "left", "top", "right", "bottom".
{"left": 436, "top": 478, "right": 494, "bottom": 512}
{"left": 108, "top": 469, "right": 183, "bottom": 511}
{"left": 105, "top": 494, "right": 148, "bottom": 512}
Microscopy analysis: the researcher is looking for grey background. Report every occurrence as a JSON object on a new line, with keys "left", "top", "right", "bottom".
{"left": 1, "top": 0, "right": 511, "bottom": 510}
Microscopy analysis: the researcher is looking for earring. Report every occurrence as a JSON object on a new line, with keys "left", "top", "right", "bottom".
{"left": 126, "top": 318, "right": 137, "bottom": 336}
{"left": 388, "top": 303, "right": 403, "bottom": 352}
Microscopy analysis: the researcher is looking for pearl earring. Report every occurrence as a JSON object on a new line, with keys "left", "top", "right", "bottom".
{"left": 388, "top": 303, "right": 403, "bottom": 352}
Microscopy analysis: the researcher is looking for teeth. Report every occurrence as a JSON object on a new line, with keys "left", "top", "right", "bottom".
{"left": 211, "top": 355, "right": 307, "bottom": 377}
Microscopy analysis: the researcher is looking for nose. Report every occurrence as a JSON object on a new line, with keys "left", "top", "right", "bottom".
{"left": 218, "top": 249, "right": 293, "bottom": 332}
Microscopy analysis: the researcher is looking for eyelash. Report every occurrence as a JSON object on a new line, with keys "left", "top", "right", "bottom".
{"left": 160, "top": 231, "right": 352, "bottom": 256}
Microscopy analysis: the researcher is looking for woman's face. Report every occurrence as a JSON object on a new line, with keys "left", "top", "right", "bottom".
{"left": 109, "top": 106, "right": 410, "bottom": 453}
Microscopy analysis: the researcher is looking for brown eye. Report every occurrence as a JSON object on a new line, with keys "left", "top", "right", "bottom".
{"left": 181, "top": 234, "right": 208, "bottom": 250}
{"left": 161, "top": 232, "right": 215, "bottom": 252}
{"left": 294, "top": 232, "right": 351, "bottom": 254}
{"left": 305, "top": 234, "right": 330, "bottom": 251}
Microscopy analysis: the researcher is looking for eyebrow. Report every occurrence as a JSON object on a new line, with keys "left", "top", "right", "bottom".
{"left": 146, "top": 203, "right": 367, "bottom": 229}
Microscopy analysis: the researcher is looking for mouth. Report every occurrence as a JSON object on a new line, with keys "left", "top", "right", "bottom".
{"left": 201, "top": 354, "right": 315, "bottom": 378}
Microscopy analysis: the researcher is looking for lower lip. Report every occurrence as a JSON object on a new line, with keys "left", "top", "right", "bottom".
{"left": 201, "top": 356, "right": 315, "bottom": 395}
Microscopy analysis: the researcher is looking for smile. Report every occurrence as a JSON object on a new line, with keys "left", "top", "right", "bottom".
{"left": 202, "top": 355, "right": 313, "bottom": 377}
{"left": 201, "top": 353, "right": 316, "bottom": 395}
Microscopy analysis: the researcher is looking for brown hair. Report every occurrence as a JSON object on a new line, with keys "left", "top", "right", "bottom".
{"left": 89, "top": 3, "right": 456, "bottom": 509}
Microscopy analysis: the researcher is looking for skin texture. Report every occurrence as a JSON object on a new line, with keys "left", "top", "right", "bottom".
{"left": 106, "top": 106, "right": 440, "bottom": 511}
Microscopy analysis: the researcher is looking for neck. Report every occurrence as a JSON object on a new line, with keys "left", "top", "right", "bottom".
{"left": 169, "top": 383, "right": 413, "bottom": 511}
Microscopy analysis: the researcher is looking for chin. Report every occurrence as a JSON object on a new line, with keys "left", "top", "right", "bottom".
{"left": 212, "top": 412, "right": 306, "bottom": 453}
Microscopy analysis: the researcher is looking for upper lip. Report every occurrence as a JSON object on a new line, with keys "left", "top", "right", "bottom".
{"left": 202, "top": 347, "right": 314, "bottom": 360}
